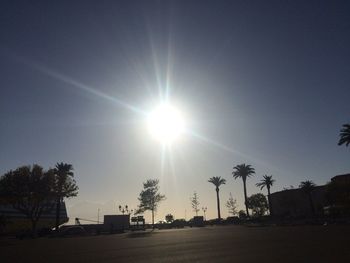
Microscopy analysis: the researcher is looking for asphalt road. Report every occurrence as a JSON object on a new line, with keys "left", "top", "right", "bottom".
{"left": 1, "top": 225, "right": 350, "bottom": 262}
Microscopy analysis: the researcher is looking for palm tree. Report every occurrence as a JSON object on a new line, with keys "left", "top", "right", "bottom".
{"left": 232, "top": 164, "right": 255, "bottom": 217}
{"left": 208, "top": 176, "right": 226, "bottom": 221}
{"left": 54, "top": 162, "right": 75, "bottom": 231}
{"left": 299, "top": 180, "right": 316, "bottom": 216}
{"left": 338, "top": 123, "right": 350, "bottom": 147}
{"left": 256, "top": 175, "right": 275, "bottom": 216}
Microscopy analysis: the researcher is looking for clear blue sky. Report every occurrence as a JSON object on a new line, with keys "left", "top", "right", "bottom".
{"left": 0, "top": 0, "right": 349, "bottom": 223}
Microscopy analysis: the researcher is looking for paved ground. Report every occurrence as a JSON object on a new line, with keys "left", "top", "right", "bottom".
{"left": 1, "top": 225, "right": 350, "bottom": 262}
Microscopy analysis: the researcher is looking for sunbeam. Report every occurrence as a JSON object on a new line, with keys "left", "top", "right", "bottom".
{"left": 186, "top": 129, "right": 282, "bottom": 172}
{"left": 33, "top": 64, "right": 146, "bottom": 116}
{"left": 160, "top": 144, "right": 167, "bottom": 180}
{"left": 146, "top": 24, "right": 164, "bottom": 101}
{"left": 4, "top": 51, "right": 146, "bottom": 116}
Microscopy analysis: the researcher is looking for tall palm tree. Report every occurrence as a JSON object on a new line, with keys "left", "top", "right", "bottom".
{"left": 208, "top": 176, "right": 226, "bottom": 221}
{"left": 232, "top": 164, "right": 255, "bottom": 217}
{"left": 54, "top": 162, "right": 74, "bottom": 231}
{"left": 338, "top": 123, "right": 350, "bottom": 147}
{"left": 299, "top": 180, "right": 316, "bottom": 216}
{"left": 256, "top": 175, "right": 275, "bottom": 216}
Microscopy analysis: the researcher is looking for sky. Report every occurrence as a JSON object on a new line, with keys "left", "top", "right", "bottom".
{"left": 0, "top": 0, "right": 349, "bottom": 223}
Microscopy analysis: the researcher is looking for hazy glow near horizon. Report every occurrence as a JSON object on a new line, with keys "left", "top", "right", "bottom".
{"left": 147, "top": 103, "right": 186, "bottom": 144}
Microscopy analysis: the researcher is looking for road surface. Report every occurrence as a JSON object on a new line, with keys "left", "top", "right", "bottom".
{"left": 1, "top": 225, "right": 350, "bottom": 262}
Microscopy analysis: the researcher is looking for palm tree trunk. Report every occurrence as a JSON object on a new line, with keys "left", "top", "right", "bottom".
{"left": 55, "top": 197, "right": 61, "bottom": 231}
{"left": 216, "top": 188, "right": 221, "bottom": 221}
{"left": 243, "top": 179, "right": 249, "bottom": 217}
{"left": 267, "top": 187, "right": 273, "bottom": 216}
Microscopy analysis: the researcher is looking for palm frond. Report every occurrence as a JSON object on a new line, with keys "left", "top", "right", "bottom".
{"left": 256, "top": 175, "right": 275, "bottom": 190}
{"left": 232, "top": 164, "right": 255, "bottom": 180}
{"left": 208, "top": 176, "right": 226, "bottom": 187}
{"left": 299, "top": 180, "right": 316, "bottom": 194}
{"left": 338, "top": 123, "right": 350, "bottom": 146}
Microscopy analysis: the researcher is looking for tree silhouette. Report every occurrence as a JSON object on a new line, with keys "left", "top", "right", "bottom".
{"left": 256, "top": 175, "right": 275, "bottom": 216}
{"left": 54, "top": 163, "right": 78, "bottom": 231}
{"left": 338, "top": 123, "right": 350, "bottom": 147}
{"left": 299, "top": 180, "right": 316, "bottom": 216}
{"left": 208, "top": 176, "right": 226, "bottom": 220}
{"left": 190, "top": 192, "right": 200, "bottom": 216}
{"left": 136, "top": 179, "right": 165, "bottom": 227}
{"left": 226, "top": 192, "right": 238, "bottom": 216}
{"left": 165, "top": 214, "right": 174, "bottom": 223}
{"left": 246, "top": 193, "right": 269, "bottom": 217}
{"left": 232, "top": 164, "right": 255, "bottom": 217}
{"left": 0, "top": 165, "right": 56, "bottom": 234}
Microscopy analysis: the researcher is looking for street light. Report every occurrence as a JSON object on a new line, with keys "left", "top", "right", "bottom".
{"left": 119, "top": 205, "right": 129, "bottom": 215}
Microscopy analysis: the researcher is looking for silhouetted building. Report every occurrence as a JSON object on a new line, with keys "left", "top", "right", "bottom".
{"left": 326, "top": 173, "right": 350, "bottom": 216}
{"left": 0, "top": 202, "right": 68, "bottom": 233}
{"left": 270, "top": 186, "right": 327, "bottom": 217}
{"left": 104, "top": 214, "right": 130, "bottom": 232}
{"left": 270, "top": 173, "right": 350, "bottom": 218}
{"left": 331, "top": 173, "right": 350, "bottom": 184}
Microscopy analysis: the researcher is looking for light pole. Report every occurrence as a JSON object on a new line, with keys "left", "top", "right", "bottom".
{"left": 202, "top": 207, "right": 207, "bottom": 221}
{"left": 97, "top": 208, "right": 100, "bottom": 224}
{"left": 119, "top": 205, "right": 129, "bottom": 215}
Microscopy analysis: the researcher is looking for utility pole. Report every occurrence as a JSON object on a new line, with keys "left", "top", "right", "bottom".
{"left": 97, "top": 208, "right": 100, "bottom": 224}
{"left": 202, "top": 207, "right": 207, "bottom": 221}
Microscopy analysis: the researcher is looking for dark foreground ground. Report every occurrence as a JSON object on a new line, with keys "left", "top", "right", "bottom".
{"left": 1, "top": 225, "right": 350, "bottom": 262}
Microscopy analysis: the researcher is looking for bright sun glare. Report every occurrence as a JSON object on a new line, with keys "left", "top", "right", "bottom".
{"left": 147, "top": 103, "right": 185, "bottom": 144}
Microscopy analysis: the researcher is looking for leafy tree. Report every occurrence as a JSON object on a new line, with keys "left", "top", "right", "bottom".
{"left": 0, "top": 165, "right": 56, "bottom": 234}
{"left": 232, "top": 164, "right": 255, "bottom": 217}
{"left": 53, "top": 163, "right": 78, "bottom": 231}
{"left": 226, "top": 193, "right": 238, "bottom": 216}
{"left": 299, "top": 180, "right": 316, "bottom": 216}
{"left": 246, "top": 193, "right": 268, "bottom": 217}
{"left": 208, "top": 176, "right": 226, "bottom": 220}
{"left": 190, "top": 191, "right": 200, "bottom": 216}
{"left": 256, "top": 175, "right": 275, "bottom": 216}
{"left": 136, "top": 179, "right": 165, "bottom": 227}
{"left": 165, "top": 213, "right": 174, "bottom": 223}
{"left": 338, "top": 123, "right": 350, "bottom": 147}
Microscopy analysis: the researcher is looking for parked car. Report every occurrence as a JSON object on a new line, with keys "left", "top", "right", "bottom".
{"left": 155, "top": 220, "right": 171, "bottom": 229}
{"left": 171, "top": 219, "right": 186, "bottom": 228}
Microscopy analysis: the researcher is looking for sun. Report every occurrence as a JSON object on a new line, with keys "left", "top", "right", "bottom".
{"left": 147, "top": 103, "right": 186, "bottom": 144}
